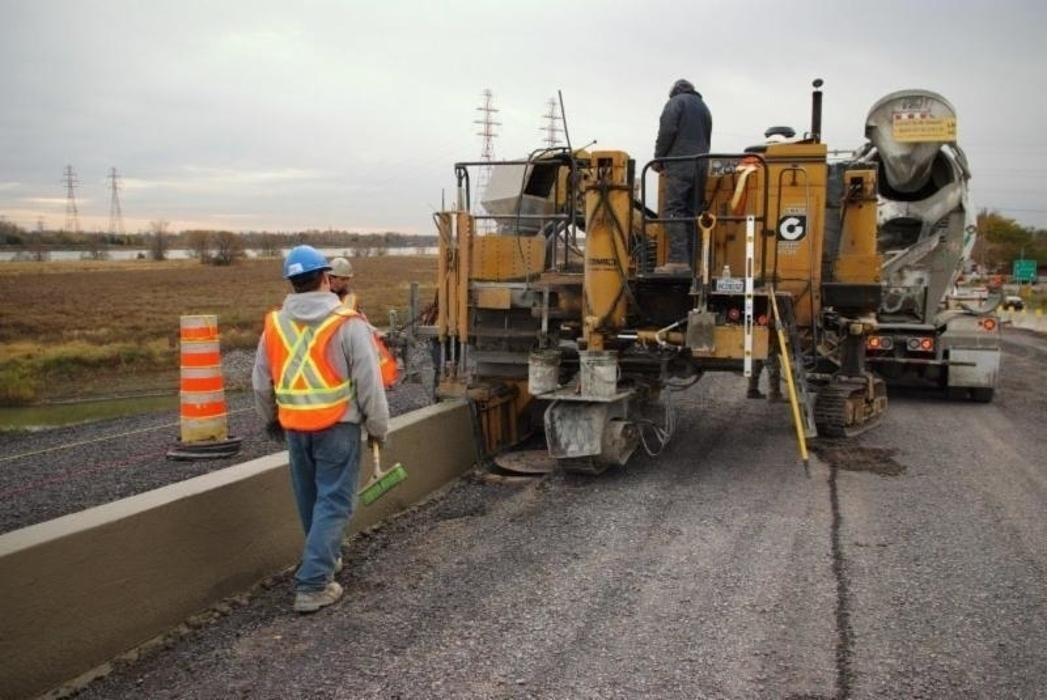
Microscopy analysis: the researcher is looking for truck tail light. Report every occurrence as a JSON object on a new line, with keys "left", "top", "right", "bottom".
{"left": 907, "top": 337, "right": 934, "bottom": 352}
{"left": 979, "top": 317, "right": 997, "bottom": 332}
{"left": 866, "top": 335, "right": 893, "bottom": 350}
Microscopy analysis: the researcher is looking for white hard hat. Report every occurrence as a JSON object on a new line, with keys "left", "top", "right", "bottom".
{"left": 330, "top": 257, "right": 354, "bottom": 278}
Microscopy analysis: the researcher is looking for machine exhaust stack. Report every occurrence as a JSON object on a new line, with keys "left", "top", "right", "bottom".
{"left": 810, "top": 78, "right": 824, "bottom": 143}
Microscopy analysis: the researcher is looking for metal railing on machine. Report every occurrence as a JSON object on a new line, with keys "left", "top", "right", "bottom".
{"left": 453, "top": 149, "right": 581, "bottom": 272}
{"left": 638, "top": 152, "right": 773, "bottom": 284}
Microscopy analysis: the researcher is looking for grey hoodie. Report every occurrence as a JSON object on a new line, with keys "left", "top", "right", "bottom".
{"left": 252, "top": 291, "right": 390, "bottom": 439}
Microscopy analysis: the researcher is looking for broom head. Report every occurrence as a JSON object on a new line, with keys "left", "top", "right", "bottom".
{"left": 360, "top": 463, "right": 407, "bottom": 506}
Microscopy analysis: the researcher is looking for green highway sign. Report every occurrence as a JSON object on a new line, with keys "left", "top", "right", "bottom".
{"left": 1013, "top": 259, "right": 1037, "bottom": 283}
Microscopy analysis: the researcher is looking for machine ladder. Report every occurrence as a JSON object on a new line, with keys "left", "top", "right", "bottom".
{"left": 768, "top": 289, "right": 817, "bottom": 473}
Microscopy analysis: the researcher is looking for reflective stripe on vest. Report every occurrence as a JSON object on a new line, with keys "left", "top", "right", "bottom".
{"left": 264, "top": 307, "right": 358, "bottom": 431}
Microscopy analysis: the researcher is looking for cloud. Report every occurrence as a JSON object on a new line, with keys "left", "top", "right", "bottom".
{"left": 121, "top": 167, "right": 328, "bottom": 193}
{"left": 1, "top": 0, "right": 1045, "bottom": 230}
{"left": 183, "top": 166, "right": 328, "bottom": 186}
{"left": 20, "top": 196, "right": 92, "bottom": 206}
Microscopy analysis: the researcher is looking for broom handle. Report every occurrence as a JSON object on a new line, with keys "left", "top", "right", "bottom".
{"left": 371, "top": 441, "right": 386, "bottom": 479}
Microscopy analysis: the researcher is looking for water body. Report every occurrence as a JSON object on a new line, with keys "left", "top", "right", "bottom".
{"left": 0, "top": 247, "right": 437, "bottom": 262}
{"left": 0, "top": 394, "right": 179, "bottom": 430}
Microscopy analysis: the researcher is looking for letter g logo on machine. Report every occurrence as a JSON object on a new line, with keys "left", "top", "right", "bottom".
{"left": 777, "top": 215, "right": 808, "bottom": 241}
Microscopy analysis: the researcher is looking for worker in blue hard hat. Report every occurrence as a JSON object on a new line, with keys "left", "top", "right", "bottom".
{"left": 253, "top": 244, "right": 389, "bottom": 613}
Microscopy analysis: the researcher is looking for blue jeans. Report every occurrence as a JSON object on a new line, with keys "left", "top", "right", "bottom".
{"left": 665, "top": 169, "right": 697, "bottom": 264}
{"left": 286, "top": 422, "right": 361, "bottom": 592}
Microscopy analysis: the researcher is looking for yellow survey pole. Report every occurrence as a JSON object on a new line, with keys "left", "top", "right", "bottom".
{"left": 768, "top": 289, "right": 810, "bottom": 474}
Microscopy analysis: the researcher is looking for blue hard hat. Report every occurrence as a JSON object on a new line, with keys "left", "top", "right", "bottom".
{"left": 283, "top": 245, "right": 331, "bottom": 279}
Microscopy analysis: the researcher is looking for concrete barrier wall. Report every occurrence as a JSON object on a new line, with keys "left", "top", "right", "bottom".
{"left": 0, "top": 400, "right": 475, "bottom": 700}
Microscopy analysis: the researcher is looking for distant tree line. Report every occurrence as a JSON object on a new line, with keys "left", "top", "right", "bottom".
{"left": 0, "top": 221, "right": 437, "bottom": 253}
{"left": 973, "top": 210, "right": 1047, "bottom": 272}
{"left": 6, "top": 212, "right": 1044, "bottom": 273}
{"left": 182, "top": 228, "right": 248, "bottom": 265}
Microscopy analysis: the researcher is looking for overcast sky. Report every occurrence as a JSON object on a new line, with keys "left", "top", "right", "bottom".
{"left": 1, "top": 0, "right": 1046, "bottom": 234}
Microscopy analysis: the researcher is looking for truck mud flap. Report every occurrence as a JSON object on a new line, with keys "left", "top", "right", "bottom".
{"left": 947, "top": 349, "right": 999, "bottom": 389}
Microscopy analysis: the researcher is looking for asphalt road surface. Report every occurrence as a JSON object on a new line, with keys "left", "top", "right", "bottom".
{"left": 73, "top": 328, "right": 1047, "bottom": 698}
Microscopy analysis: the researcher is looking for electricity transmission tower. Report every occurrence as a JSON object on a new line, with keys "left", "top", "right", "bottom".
{"left": 31, "top": 216, "right": 49, "bottom": 261}
{"left": 473, "top": 89, "right": 500, "bottom": 231}
{"left": 540, "top": 97, "right": 563, "bottom": 148}
{"left": 107, "top": 167, "right": 125, "bottom": 236}
{"left": 62, "top": 165, "right": 80, "bottom": 233}
{"left": 474, "top": 88, "right": 500, "bottom": 201}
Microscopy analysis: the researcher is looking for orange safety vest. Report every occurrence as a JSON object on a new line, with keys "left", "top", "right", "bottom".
{"left": 374, "top": 329, "right": 400, "bottom": 389}
{"left": 264, "top": 307, "right": 359, "bottom": 432}
{"left": 345, "top": 304, "right": 400, "bottom": 390}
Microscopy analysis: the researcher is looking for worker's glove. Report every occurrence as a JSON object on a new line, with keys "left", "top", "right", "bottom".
{"left": 265, "top": 420, "right": 285, "bottom": 442}
{"left": 651, "top": 161, "right": 664, "bottom": 173}
{"left": 367, "top": 434, "right": 387, "bottom": 451}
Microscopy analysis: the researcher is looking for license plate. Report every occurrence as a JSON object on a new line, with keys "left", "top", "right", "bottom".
{"left": 715, "top": 277, "right": 744, "bottom": 293}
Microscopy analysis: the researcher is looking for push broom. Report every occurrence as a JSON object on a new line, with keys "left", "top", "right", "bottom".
{"left": 359, "top": 441, "right": 407, "bottom": 506}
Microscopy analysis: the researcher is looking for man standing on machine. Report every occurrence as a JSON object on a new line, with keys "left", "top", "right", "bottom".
{"left": 652, "top": 79, "right": 713, "bottom": 276}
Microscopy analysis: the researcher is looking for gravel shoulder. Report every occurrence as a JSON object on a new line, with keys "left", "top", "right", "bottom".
{"left": 0, "top": 349, "right": 434, "bottom": 534}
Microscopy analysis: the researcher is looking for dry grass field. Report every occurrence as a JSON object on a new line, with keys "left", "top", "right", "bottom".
{"left": 0, "top": 256, "right": 436, "bottom": 403}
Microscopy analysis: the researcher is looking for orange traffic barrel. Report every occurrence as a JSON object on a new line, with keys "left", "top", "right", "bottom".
{"left": 167, "top": 314, "right": 242, "bottom": 460}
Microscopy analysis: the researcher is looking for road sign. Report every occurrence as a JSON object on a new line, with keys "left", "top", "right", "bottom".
{"left": 1013, "top": 259, "right": 1037, "bottom": 284}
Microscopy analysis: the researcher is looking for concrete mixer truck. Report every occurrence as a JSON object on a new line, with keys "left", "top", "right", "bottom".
{"left": 827, "top": 90, "right": 1001, "bottom": 401}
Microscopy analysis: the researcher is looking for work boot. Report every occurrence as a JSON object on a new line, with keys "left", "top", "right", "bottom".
{"left": 653, "top": 262, "right": 691, "bottom": 277}
{"left": 747, "top": 372, "right": 763, "bottom": 399}
{"left": 294, "top": 581, "right": 343, "bottom": 614}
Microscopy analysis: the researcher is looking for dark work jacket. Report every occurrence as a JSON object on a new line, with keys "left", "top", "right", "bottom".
{"left": 654, "top": 91, "right": 712, "bottom": 178}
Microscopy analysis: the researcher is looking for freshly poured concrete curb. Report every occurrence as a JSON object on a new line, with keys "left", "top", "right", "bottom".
{"left": 0, "top": 400, "right": 475, "bottom": 700}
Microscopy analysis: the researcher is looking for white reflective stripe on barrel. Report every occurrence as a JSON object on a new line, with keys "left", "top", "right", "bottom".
{"left": 180, "top": 315, "right": 218, "bottom": 329}
{"left": 180, "top": 390, "right": 226, "bottom": 405}
{"left": 181, "top": 366, "right": 223, "bottom": 379}
{"left": 180, "top": 340, "right": 221, "bottom": 355}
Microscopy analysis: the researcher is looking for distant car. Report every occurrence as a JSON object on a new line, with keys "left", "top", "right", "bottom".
{"left": 1002, "top": 295, "right": 1025, "bottom": 311}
